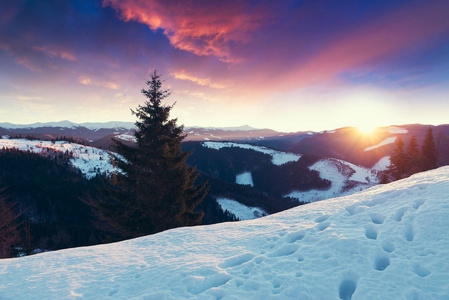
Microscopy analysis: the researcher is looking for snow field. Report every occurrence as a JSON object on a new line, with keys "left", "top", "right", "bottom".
{"left": 287, "top": 158, "right": 378, "bottom": 203}
{"left": 216, "top": 198, "right": 267, "bottom": 220}
{"left": 236, "top": 171, "right": 254, "bottom": 187}
{"left": 203, "top": 142, "right": 302, "bottom": 166}
{"left": 0, "top": 139, "right": 116, "bottom": 179}
{"left": 364, "top": 137, "right": 397, "bottom": 151}
{"left": 115, "top": 134, "right": 137, "bottom": 143}
{"left": 386, "top": 127, "right": 408, "bottom": 134}
{"left": 372, "top": 156, "right": 391, "bottom": 171}
{"left": 1, "top": 167, "right": 449, "bottom": 299}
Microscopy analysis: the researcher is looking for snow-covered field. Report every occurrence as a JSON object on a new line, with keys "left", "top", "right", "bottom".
{"left": 217, "top": 198, "right": 267, "bottom": 220}
{"left": 203, "top": 142, "right": 302, "bottom": 166}
{"left": 364, "top": 137, "right": 397, "bottom": 151}
{"left": 236, "top": 171, "right": 254, "bottom": 187}
{"left": 286, "top": 158, "right": 380, "bottom": 203}
{"left": 1, "top": 167, "right": 448, "bottom": 299}
{"left": 0, "top": 139, "right": 115, "bottom": 179}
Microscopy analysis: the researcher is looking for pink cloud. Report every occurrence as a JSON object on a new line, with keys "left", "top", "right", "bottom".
{"left": 282, "top": 1, "right": 449, "bottom": 87}
{"left": 103, "top": 0, "right": 273, "bottom": 62}
{"left": 32, "top": 46, "right": 77, "bottom": 61}
{"left": 172, "top": 70, "right": 230, "bottom": 89}
{"left": 79, "top": 75, "right": 119, "bottom": 90}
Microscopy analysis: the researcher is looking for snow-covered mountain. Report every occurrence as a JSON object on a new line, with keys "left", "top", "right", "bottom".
{"left": 0, "top": 139, "right": 116, "bottom": 179}
{"left": 186, "top": 141, "right": 385, "bottom": 219}
{"left": 0, "top": 120, "right": 135, "bottom": 130}
{"left": 1, "top": 166, "right": 448, "bottom": 299}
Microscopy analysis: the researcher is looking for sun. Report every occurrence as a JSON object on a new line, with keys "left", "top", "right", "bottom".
{"left": 356, "top": 123, "right": 379, "bottom": 135}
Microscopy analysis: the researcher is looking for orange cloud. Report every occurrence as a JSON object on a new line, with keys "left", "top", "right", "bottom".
{"left": 103, "top": 0, "right": 271, "bottom": 62}
{"left": 172, "top": 71, "right": 229, "bottom": 89}
{"left": 79, "top": 76, "right": 119, "bottom": 90}
{"left": 33, "top": 46, "right": 76, "bottom": 61}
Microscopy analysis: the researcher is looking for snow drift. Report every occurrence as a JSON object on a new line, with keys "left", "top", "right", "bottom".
{"left": 1, "top": 167, "right": 449, "bottom": 299}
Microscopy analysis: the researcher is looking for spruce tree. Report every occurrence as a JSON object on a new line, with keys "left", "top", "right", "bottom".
{"left": 99, "top": 71, "right": 207, "bottom": 238}
{"left": 387, "top": 137, "right": 406, "bottom": 180}
{"left": 406, "top": 135, "right": 421, "bottom": 176}
{"left": 421, "top": 127, "right": 437, "bottom": 171}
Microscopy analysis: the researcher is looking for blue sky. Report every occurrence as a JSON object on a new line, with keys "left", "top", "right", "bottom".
{"left": 1, "top": 0, "right": 448, "bottom": 131}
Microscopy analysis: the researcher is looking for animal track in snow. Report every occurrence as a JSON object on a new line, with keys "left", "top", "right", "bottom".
{"left": 314, "top": 215, "right": 330, "bottom": 223}
{"left": 316, "top": 221, "right": 330, "bottom": 232}
{"left": 413, "top": 199, "right": 425, "bottom": 210}
{"left": 393, "top": 207, "right": 408, "bottom": 222}
{"left": 219, "top": 253, "right": 255, "bottom": 269}
{"left": 185, "top": 273, "right": 231, "bottom": 295}
{"left": 339, "top": 278, "right": 357, "bottom": 300}
{"left": 369, "top": 213, "right": 385, "bottom": 224}
{"left": 345, "top": 204, "right": 364, "bottom": 216}
{"left": 285, "top": 231, "right": 305, "bottom": 243}
{"left": 412, "top": 263, "right": 431, "bottom": 277}
{"left": 364, "top": 224, "right": 378, "bottom": 240}
{"left": 267, "top": 244, "right": 299, "bottom": 257}
{"left": 374, "top": 254, "right": 390, "bottom": 271}
{"left": 405, "top": 223, "right": 415, "bottom": 242}
{"left": 381, "top": 240, "right": 395, "bottom": 253}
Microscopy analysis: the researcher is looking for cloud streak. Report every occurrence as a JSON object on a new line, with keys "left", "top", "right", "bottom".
{"left": 79, "top": 76, "right": 119, "bottom": 90}
{"left": 103, "top": 0, "right": 273, "bottom": 62}
{"left": 172, "top": 71, "right": 229, "bottom": 89}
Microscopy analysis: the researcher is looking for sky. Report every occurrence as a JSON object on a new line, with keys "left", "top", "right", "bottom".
{"left": 1, "top": 0, "right": 448, "bottom": 132}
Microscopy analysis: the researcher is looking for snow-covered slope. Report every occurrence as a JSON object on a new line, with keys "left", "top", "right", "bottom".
{"left": 217, "top": 198, "right": 267, "bottom": 220}
{"left": 286, "top": 157, "right": 380, "bottom": 203}
{"left": 1, "top": 167, "right": 449, "bottom": 299}
{"left": 0, "top": 139, "right": 115, "bottom": 179}
{"left": 203, "top": 141, "right": 302, "bottom": 165}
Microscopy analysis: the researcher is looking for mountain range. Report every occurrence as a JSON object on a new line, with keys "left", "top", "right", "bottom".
{"left": 1, "top": 121, "right": 448, "bottom": 221}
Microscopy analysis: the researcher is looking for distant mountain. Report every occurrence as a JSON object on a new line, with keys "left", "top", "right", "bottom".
{"left": 250, "top": 125, "right": 449, "bottom": 168}
{"left": 0, "top": 120, "right": 135, "bottom": 130}
{"left": 0, "top": 121, "right": 290, "bottom": 146}
{"left": 183, "top": 141, "right": 384, "bottom": 217}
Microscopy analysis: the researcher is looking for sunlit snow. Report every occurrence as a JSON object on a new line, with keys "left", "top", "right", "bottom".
{"left": 286, "top": 158, "right": 378, "bottom": 203}
{"left": 372, "top": 156, "right": 391, "bottom": 172}
{"left": 203, "top": 142, "right": 301, "bottom": 166}
{"left": 386, "top": 127, "right": 408, "bottom": 134}
{"left": 1, "top": 167, "right": 449, "bottom": 299}
{"left": 364, "top": 137, "right": 397, "bottom": 151}
{"left": 217, "top": 198, "right": 267, "bottom": 220}
{"left": 0, "top": 139, "right": 116, "bottom": 179}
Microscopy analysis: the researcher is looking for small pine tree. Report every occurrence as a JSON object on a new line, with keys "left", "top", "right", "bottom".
{"left": 406, "top": 135, "right": 421, "bottom": 176}
{"left": 421, "top": 127, "right": 437, "bottom": 171}
{"left": 387, "top": 137, "right": 407, "bottom": 180}
{"left": 95, "top": 71, "right": 207, "bottom": 238}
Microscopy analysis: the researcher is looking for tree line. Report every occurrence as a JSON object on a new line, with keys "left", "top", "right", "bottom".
{"left": 383, "top": 127, "right": 437, "bottom": 182}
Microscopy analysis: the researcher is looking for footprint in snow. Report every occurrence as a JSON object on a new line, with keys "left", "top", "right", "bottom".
{"left": 315, "top": 221, "right": 330, "bottom": 232}
{"left": 369, "top": 212, "right": 385, "bottom": 224}
{"left": 364, "top": 224, "right": 378, "bottom": 240}
{"left": 339, "top": 278, "right": 357, "bottom": 300}
{"left": 374, "top": 253, "right": 390, "bottom": 271}
{"left": 413, "top": 198, "right": 425, "bottom": 210}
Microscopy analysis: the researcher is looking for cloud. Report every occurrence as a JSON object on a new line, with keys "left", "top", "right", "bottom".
{"left": 103, "top": 0, "right": 273, "bottom": 62}
{"left": 32, "top": 46, "right": 76, "bottom": 61}
{"left": 79, "top": 76, "right": 119, "bottom": 90}
{"left": 172, "top": 71, "right": 229, "bottom": 89}
{"left": 278, "top": 0, "right": 449, "bottom": 88}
